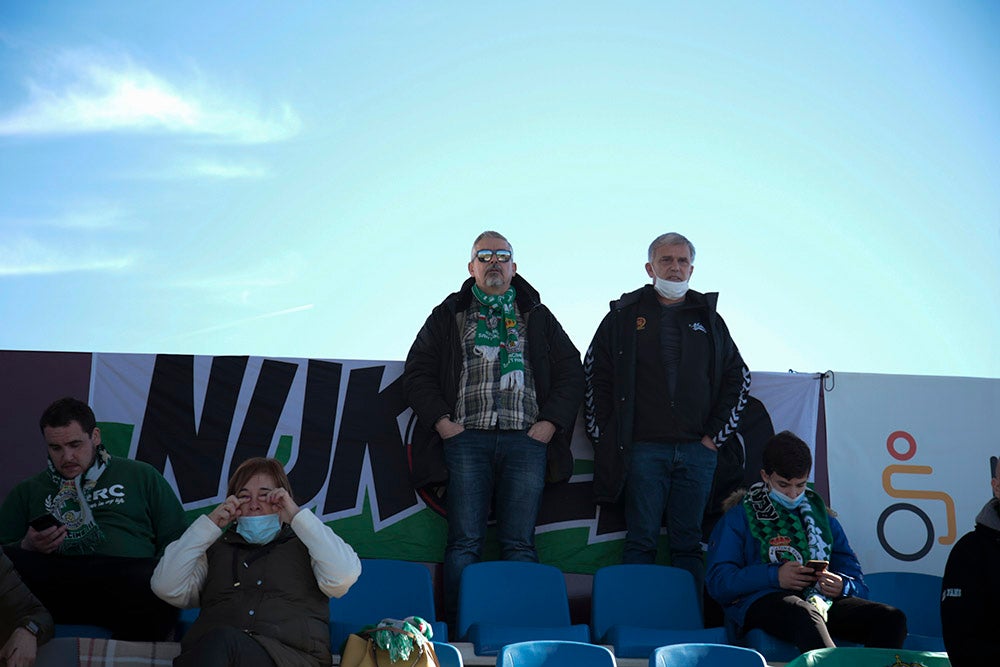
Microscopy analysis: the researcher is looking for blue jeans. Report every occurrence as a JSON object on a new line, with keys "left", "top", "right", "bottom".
{"left": 442, "top": 428, "right": 547, "bottom": 617}
{"left": 623, "top": 441, "right": 718, "bottom": 597}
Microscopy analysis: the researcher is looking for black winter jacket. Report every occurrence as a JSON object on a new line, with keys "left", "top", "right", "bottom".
{"left": 584, "top": 285, "right": 750, "bottom": 504}
{"left": 941, "top": 498, "right": 1000, "bottom": 666}
{"left": 403, "top": 274, "right": 585, "bottom": 489}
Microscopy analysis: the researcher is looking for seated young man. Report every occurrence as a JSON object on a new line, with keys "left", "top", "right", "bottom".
{"left": 706, "top": 430, "right": 906, "bottom": 653}
{"left": 0, "top": 397, "right": 188, "bottom": 640}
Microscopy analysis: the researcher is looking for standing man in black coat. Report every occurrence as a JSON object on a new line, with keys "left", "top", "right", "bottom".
{"left": 404, "top": 230, "right": 584, "bottom": 622}
{"left": 585, "top": 232, "right": 750, "bottom": 601}
{"left": 941, "top": 456, "right": 1000, "bottom": 665}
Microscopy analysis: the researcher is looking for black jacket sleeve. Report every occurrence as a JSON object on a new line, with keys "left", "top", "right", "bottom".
{"left": 534, "top": 306, "right": 584, "bottom": 433}
{"left": 583, "top": 310, "right": 615, "bottom": 444}
{"left": 706, "top": 313, "right": 751, "bottom": 446}
{"left": 402, "top": 305, "right": 455, "bottom": 428}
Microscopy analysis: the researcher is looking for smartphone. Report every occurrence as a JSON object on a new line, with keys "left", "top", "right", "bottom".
{"left": 805, "top": 559, "right": 829, "bottom": 572}
{"left": 28, "top": 513, "right": 64, "bottom": 532}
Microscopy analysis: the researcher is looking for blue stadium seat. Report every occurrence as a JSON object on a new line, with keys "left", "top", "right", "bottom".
{"left": 456, "top": 562, "right": 590, "bottom": 656}
{"left": 329, "top": 558, "right": 448, "bottom": 653}
{"left": 175, "top": 607, "right": 200, "bottom": 640}
{"left": 498, "top": 640, "right": 616, "bottom": 667}
{"left": 590, "top": 565, "right": 727, "bottom": 658}
{"left": 650, "top": 642, "right": 767, "bottom": 667}
{"left": 433, "top": 641, "right": 464, "bottom": 667}
{"left": 864, "top": 571, "right": 945, "bottom": 651}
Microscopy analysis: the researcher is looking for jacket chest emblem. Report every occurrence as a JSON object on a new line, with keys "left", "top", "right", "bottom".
{"left": 635, "top": 316, "right": 646, "bottom": 331}
{"left": 689, "top": 322, "right": 707, "bottom": 334}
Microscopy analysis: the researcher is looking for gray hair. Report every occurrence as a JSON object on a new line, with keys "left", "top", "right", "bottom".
{"left": 648, "top": 233, "right": 695, "bottom": 263}
{"left": 471, "top": 230, "right": 512, "bottom": 259}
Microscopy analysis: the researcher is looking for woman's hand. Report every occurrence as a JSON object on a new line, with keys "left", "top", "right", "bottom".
{"left": 267, "top": 488, "right": 301, "bottom": 524}
{"left": 207, "top": 495, "right": 246, "bottom": 528}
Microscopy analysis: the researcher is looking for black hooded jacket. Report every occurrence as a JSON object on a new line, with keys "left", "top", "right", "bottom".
{"left": 403, "top": 274, "right": 584, "bottom": 489}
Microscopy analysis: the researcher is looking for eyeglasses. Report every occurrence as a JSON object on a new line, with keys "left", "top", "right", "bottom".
{"left": 475, "top": 249, "right": 513, "bottom": 263}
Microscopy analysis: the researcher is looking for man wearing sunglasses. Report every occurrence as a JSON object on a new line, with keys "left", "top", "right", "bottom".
{"left": 584, "top": 232, "right": 751, "bottom": 606}
{"left": 404, "top": 231, "right": 584, "bottom": 625}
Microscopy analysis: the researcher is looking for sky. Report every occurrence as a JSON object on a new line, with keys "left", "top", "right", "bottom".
{"left": 1, "top": 2, "right": 998, "bottom": 379}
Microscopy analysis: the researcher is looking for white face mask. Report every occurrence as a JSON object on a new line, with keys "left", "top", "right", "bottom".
{"left": 769, "top": 487, "right": 807, "bottom": 510}
{"left": 653, "top": 276, "right": 689, "bottom": 300}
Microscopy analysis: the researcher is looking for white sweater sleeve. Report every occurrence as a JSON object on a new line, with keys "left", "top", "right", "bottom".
{"left": 150, "top": 514, "right": 222, "bottom": 608}
{"left": 290, "top": 509, "right": 362, "bottom": 599}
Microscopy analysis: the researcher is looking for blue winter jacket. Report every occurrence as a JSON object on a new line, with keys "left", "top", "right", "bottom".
{"left": 705, "top": 488, "right": 871, "bottom": 631}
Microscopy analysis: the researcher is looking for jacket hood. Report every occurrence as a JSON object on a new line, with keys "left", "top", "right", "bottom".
{"left": 975, "top": 497, "right": 1000, "bottom": 531}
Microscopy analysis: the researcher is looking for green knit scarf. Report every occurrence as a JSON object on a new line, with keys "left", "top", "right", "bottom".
{"left": 44, "top": 444, "right": 110, "bottom": 554}
{"left": 743, "top": 481, "right": 835, "bottom": 618}
{"left": 471, "top": 284, "right": 525, "bottom": 390}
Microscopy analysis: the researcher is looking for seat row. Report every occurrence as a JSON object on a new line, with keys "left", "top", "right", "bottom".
{"left": 55, "top": 560, "right": 946, "bottom": 662}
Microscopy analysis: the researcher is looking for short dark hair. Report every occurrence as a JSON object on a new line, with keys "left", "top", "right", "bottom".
{"left": 761, "top": 430, "right": 813, "bottom": 479}
{"left": 39, "top": 397, "right": 97, "bottom": 435}
{"left": 227, "top": 457, "right": 294, "bottom": 499}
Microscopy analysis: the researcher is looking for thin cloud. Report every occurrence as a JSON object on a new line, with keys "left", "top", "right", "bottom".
{"left": 0, "top": 50, "right": 301, "bottom": 143}
{"left": 176, "top": 304, "right": 315, "bottom": 338}
{"left": 132, "top": 158, "right": 272, "bottom": 180}
{"left": 0, "top": 236, "right": 134, "bottom": 276}
{"left": 4, "top": 202, "right": 136, "bottom": 231}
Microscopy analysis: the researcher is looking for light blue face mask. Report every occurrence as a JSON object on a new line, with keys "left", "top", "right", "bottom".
{"left": 236, "top": 513, "right": 282, "bottom": 544}
{"left": 769, "top": 487, "right": 807, "bottom": 510}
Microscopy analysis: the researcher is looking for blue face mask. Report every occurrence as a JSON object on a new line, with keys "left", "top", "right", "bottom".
{"left": 769, "top": 487, "right": 807, "bottom": 510}
{"left": 236, "top": 514, "right": 282, "bottom": 544}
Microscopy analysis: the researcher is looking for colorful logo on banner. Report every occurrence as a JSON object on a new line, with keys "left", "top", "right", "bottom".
{"left": 876, "top": 430, "right": 957, "bottom": 562}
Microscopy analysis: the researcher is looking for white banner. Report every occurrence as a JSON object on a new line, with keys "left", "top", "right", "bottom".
{"left": 825, "top": 372, "right": 1000, "bottom": 576}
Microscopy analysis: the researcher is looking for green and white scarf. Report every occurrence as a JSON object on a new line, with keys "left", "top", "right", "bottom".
{"left": 44, "top": 444, "right": 110, "bottom": 554}
{"left": 471, "top": 284, "right": 525, "bottom": 390}
{"left": 743, "top": 481, "right": 835, "bottom": 619}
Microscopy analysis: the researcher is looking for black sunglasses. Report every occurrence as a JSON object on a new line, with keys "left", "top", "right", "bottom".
{"left": 475, "top": 249, "right": 513, "bottom": 263}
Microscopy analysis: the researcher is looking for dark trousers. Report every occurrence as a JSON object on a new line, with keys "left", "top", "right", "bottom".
{"left": 4, "top": 547, "right": 179, "bottom": 641}
{"left": 745, "top": 591, "right": 908, "bottom": 653}
{"left": 174, "top": 626, "right": 276, "bottom": 667}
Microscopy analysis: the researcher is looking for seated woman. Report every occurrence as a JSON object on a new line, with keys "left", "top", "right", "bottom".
{"left": 151, "top": 457, "right": 361, "bottom": 667}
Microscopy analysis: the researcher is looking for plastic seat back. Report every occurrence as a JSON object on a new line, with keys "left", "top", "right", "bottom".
{"left": 650, "top": 642, "right": 767, "bottom": 667}
{"left": 865, "top": 571, "right": 943, "bottom": 638}
{"left": 433, "top": 641, "right": 464, "bottom": 667}
{"left": 456, "top": 562, "right": 572, "bottom": 639}
{"left": 591, "top": 564, "right": 706, "bottom": 640}
{"left": 329, "top": 558, "right": 446, "bottom": 652}
{"left": 498, "top": 640, "right": 616, "bottom": 667}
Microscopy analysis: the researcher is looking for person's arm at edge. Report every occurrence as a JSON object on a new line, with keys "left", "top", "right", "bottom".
{"left": 0, "top": 551, "right": 54, "bottom": 646}
{"left": 150, "top": 514, "right": 219, "bottom": 608}
{"left": 289, "top": 509, "right": 362, "bottom": 599}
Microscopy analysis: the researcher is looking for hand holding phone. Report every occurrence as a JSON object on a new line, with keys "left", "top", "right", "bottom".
{"left": 28, "top": 513, "right": 64, "bottom": 532}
